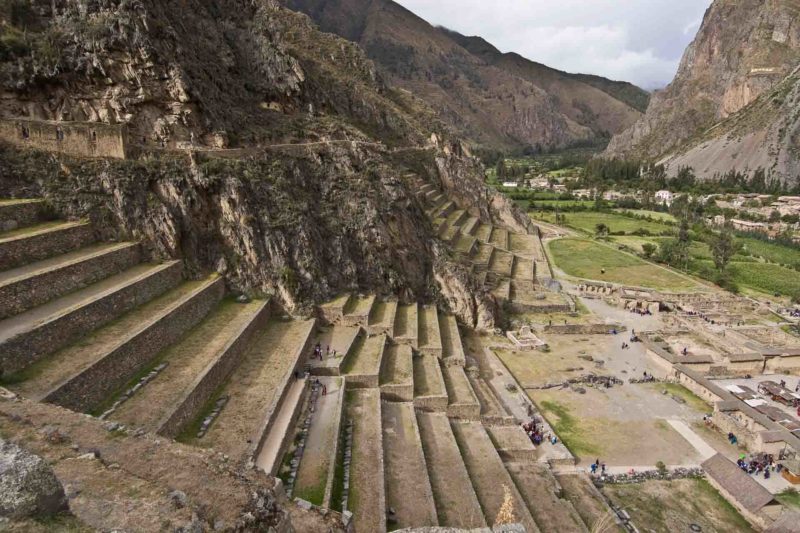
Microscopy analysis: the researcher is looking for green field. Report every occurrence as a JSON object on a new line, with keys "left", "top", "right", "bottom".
{"left": 547, "top": 238, "right": 700, "bottom": 291}
{"left": 729, "top": 262, "right": 800, "bottom": 297}
{"left": 543, "top": 211, "right": 674, "bottom": 236}
{"left": 614, "top": 209, "right": 677, "bottom": 223}
{"left": 739, "top": 237, "right": 800, "bottom": 267}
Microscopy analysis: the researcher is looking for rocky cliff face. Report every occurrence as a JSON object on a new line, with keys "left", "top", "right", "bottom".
{"left": 284, "top": 0, "right": 646, "bottom": 153}
{"left": 0, "top": 0, "right": 518, "bottom": 328}
{"left": 606, "top": 0, "right": 800, "bottom": 181}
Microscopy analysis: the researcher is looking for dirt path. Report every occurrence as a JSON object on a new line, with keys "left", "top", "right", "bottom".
{"left": 111, "top": 300, "right": 264, "bottom": 431}
{"left": 416, "top": 411, "right": 485, "bottom": 529}
{"left": 293, "top": 376, "right": 344, "bottom": 506}
{"left": 345, "top": 388, "right": 386, "bottom": 533}
{"left": 9, "top": 280, "right": 207, "bottom": 399}
{"left": 198, "top": 318, "right": 315, "bottom": 462}
{"left": 381, "top": 402, "right": 438, "bottom": 528}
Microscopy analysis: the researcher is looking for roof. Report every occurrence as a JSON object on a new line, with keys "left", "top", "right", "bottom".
{"left": 701, "top": 454, "right": 776, "bottom": 514}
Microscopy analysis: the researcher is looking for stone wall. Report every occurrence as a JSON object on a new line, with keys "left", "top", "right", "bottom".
{"left": 1, "top": 261, "right": 183, "bottom": 377}
{"left": 0, "top": 243, "right": 142, "bottom": 319}
{"left": 43, "top": 274, "right": 223, "bottom": 412}
{"left": 0, "top": 222, "right": 95, "bottom": 271}
{"left": 0, "top": 201, "right": 45, "bottom": 232}
{"left": 157, "top": 300, "right": 271, "bottom": 439}
{"left": 322, "top": 377, "right": 346, "bottom": 509}
{"left": 379, "top": 382, "right": 413, "bottom": 402}
{"left": 446, "top": 402, "right": 481, "bottom": 420}
{"left": 0, "top": 119, "right": 128, "bottom": 159}
{"left": 543, "top": 323, "right": 626, "bottom": 335}
{"left": 412, "top": 395, "right": 448, "bottom": 412}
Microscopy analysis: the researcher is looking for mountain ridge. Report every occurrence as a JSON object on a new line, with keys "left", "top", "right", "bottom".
{"left": 284, "top": 0, "right": 647, "bottom": 152}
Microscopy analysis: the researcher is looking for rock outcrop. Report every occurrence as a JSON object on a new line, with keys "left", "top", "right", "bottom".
{"left": 0, "top": 439, "right": 69, "bottom": 520}
{"left": 605, "top": 0, "right": 800, "bottom": 182}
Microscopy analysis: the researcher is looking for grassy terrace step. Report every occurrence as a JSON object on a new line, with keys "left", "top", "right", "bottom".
{"left": 107, "top": 299, "right": 267, "bottom": 433}
{"left": 418, "top": 305, "right": 443, "bottom": 357}
{"left": 442, "top": 365, "right": 480, "bottom": 420}
{"left": 381, "top": 401, "right": 438, "bottom": 528}
{"left": 4, "top": 278, "right": 213, "bottom": 401}
{"left": 450, "top": 421, "right": 540, "bottom": 533}
{"left": 192, "top": 318, "right": 316, "bottom": 465}
{"left": 486, "top": 425, "right": 537, "bottom": 462}
{"left": 555, "top": 474, "right": 613, "bottom": 532}
{"left": 460, "top": 217, "right": 479, "bottom": 236}
{"left": 489, "top": 227, "right": 510, "bottom": 250}
{"left": 466, "top": 372, "right": 515, "bottom": 425}
{"left": 308, "top": 324, "right": 360, "bottom": 376}
{"left": 445, "top": 209, "right": 467, "bottom": 228}
{"left": 471, "top": 242, "right": 494, "bottom": 269}
{"left": 454, "top": 234, "right": 477, "bottom": 255}
{"left": 439, "top": 222, "right": 460, "bottom": 244}
{"left": 341, "top": 294, "right": 376, "bottom": 327}
{"left": 433, "top": 201, "right": 455, "bottom": 220}
{"left": 474, "top": 223, "right": 492, "bottom": 243}
{"left": 293, "top": 376, "right": 345, "bottom": 508}
{"left": 511, "top": 256, "right": 535, "bottom": 281}
{"left": 343, "top": 333, "right": 387, "bottom": 388}
{"left": 0, "top": 261, "right": 183, "bottom": 377}
{"left": 345, "top": 388, "right": 386, "bottom": 533}
{"left": 439, "top": 314, "right": 466, "bottom": 365}
{"left": 417, "top": 412, "right": 485, "bottom": 528}
{"left": 507, "top": 463, "right": 589, "bottom": 533}
{"left": 367, "top": 299, "right": 397, "bottom": 336}
{"left": 413, "top": 354, "right": 447, "bottom": 412}
{"left": 509, "top": 233, "right": 538, "bottom": 259}
{"left": 488, "top": 249, "right": 514, "bottom": 277}
{"left": 379, "top": 344, "right": 413, "bottom": 401}
{"left": 0, "top": 220, "right": 95, "bottom": 271}
{"left": 0, "top": 199, "right": 46, "bottom": 231}
{"left": 393, "top": 303, "right": 418, "bottom": 347}
{"left": 318, "top": 293, "right": 352, "bottom": 323}
{"left": 0, "top": 241, "right": 142, "bottom": 320}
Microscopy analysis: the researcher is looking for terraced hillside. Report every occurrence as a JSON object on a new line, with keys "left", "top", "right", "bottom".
{"left": 1, "top": 198, "right": 609, "bottom": 531}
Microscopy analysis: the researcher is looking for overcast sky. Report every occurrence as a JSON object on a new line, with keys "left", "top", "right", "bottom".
{"left": 394, "top": 0, "right": 713, "bottom": 90}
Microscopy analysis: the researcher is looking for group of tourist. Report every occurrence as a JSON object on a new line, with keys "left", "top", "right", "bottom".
{"left": 630, "top": 307, "right": 653, "bottom": 316}
{"left": 737, "top": 453, "right": 781, "bottom": 480}
{"left": 311, "top": 342, "right": 338, "bottom": 361}
{"left": 589, "top": 460, "right": 606, "bottom": 475}
{"left": 522, "top": 419, "right": 558, "bottom": 446}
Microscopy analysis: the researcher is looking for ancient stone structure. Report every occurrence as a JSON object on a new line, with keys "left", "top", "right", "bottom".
{"left": 0, "top": 119, "right": 129, "bottom": 159}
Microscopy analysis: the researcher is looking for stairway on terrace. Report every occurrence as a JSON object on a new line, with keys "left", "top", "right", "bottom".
{"left": 410, "top": 178, "right": 561, "bottom": 312}
{"left": 274, "top": 293, "right": 598, "bottom": 531}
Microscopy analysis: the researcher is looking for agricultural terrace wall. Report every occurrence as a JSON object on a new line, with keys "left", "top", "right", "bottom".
{"left": 0, "top": 118, "right": 128, "bottom": 159}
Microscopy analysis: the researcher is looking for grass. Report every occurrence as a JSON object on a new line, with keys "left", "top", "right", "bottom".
{"left": 729, "top": 262, "right": 800, "bottom": 297}
{"left": 537, "top": 211, "right": 674, "bottom": 236}
{"left": 739, "top": 237, "right": 800, "bottom": 266}
{"left": 614, "top": 209, "right": 677, "bottom": 223}
{"left": 547, "top": 238, "right": 699, "bottom": 291}
{"left": 777, "top": 488, "right": 800, "bottom": 509}
{"left": 294, "top": 464, "right": 327, "bottom": 505}
{"left": 538, "top": 400, "right": 600, "bottom": 456}
{"left": 649, "top": 383, "right": 712, "bottom": 412}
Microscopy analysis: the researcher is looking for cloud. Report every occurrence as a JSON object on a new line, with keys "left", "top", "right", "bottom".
{"left": 394, "top": 0, "right": 712, "bottom": 89}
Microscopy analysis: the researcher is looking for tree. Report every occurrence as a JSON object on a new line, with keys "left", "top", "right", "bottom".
{"left": 710, "top": 226, "right": 742, "bottom": 273}
{"left": 595, "top": 223, "right": 609, "bottom": 238}
{"left": 642, "top": 243, "right": 657, "bottom": 259}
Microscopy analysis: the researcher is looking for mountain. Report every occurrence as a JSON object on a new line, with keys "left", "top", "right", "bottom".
{"left": 0, "top": 0, "right": 531, "bottom": 328}
{"left": 284, "top": 0, "right": 647, "bottom": 153}
{"left": 606, "top": 0, "right": 800, "bottom": 182}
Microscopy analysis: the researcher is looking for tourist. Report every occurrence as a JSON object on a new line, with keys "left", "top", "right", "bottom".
{"left": 322, "top": 384, "right": 327, "bottom": 396}
{"left": 591, "top": 463, "right": 597, "bottom": 474}
{"left": 601, "top": 463, "right": 606, "bottom": 474}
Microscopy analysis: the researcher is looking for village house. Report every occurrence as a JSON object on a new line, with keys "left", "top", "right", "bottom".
{"left": 731, "top": 219, "right": 769, "bottom": 233}
{"left": 655, "top": 190, "right": 674, "bottom": 206}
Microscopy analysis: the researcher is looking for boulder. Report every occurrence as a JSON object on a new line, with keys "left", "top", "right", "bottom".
{"left": 0, "top": 439, "right": 68, "bottom": 519}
